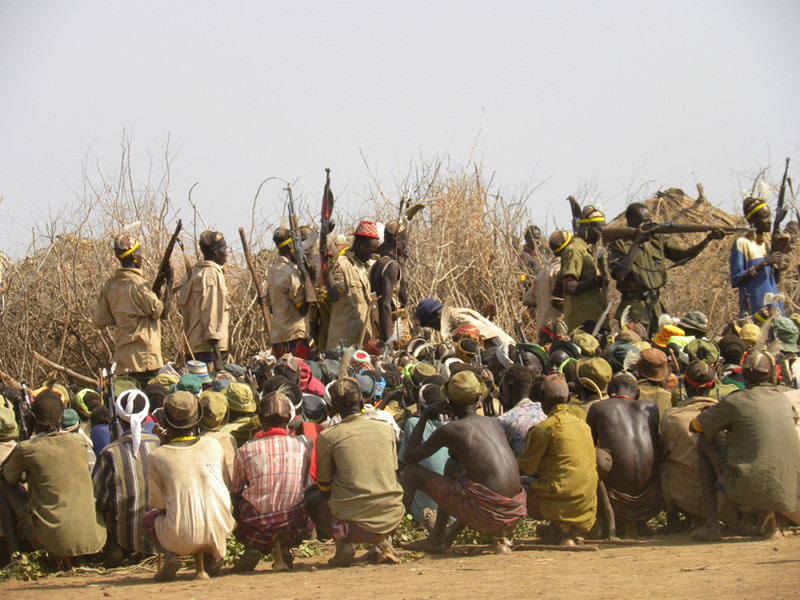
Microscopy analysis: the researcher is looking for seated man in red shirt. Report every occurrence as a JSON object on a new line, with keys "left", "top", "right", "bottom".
{"left": 231, "top": 390, "right": 313, "bottom": 572}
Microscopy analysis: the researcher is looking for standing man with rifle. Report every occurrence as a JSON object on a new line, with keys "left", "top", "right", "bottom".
{"left": 370, "top": 207, "right": 410, "bottom": 346}
{"left": 730, "top": 190, "right": 788, "bottom": 317}
{"left": 93, "top": 234, "right": 174, "bottom": 387}
{"left": 267, "top": 226, "right": 315, "bottom": 359}
{"left": 607, "top": 202, "right": 725, "bottom": 336}
{"left": 179, "top": 230, "right": 229, "bottom": 371}
{"left": 324, "top": 220, "right": 380, "bottom": 349}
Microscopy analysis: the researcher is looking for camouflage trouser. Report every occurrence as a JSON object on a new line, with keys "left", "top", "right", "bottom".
{"left": 615, "top": 291, "right": 665, "bottom": 337}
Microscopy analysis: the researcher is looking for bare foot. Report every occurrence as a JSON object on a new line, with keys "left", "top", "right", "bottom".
{"left": 690, "top": 524, "right": 722, "bottom": 542}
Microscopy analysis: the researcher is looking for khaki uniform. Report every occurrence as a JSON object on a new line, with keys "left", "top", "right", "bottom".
{"left": 93, "top": 267, "right": 163, "bottom": 372}
{"left": 266, "top": 255, "right": 308, "bottom": 344}
{"left": 325, "top": 251, "right": 371, "bottom": 349}
{"left": 178, "top": 261, "right": 229, "bottom": 353}
{"left": 608, "top": 235, "right": 686, "bottom": 329}
{"left": 660, "top": 397, "right": 716, "bottom": 517}
{"left": 637, "top": 380, "right": 673, "bottom": 417}
{"left": 559, "top": 237, "right": 605, "bottom": 331}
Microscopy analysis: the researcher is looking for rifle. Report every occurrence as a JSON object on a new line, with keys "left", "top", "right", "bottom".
{"left": 15, "top": 381, "right": 31, "bottom": 441}
{"left": 152, "top": 219, "right": 183, "bottom": 298}
{"left": 772, "top": 157, "right": 791, "bottom": 253}
{"left": 285, "top": 184, "right": 317, "bottom": 304}
{"left": 602, "top": 223, "right": 753, "bottom": 244}
{"left": 238, "top": 227, "right": 272, "bottom": 343}
{"left": 102, "top": 368, "right": 120, "bottom": 442}
{"left": 319, "top": 168, "right": 335, "bottom": 285}
{"left": 514, "top": 320, "right": 528, "bottom": 344}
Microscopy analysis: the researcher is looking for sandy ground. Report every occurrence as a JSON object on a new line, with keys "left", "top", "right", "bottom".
{"left": 2, "top": 533, "right": 800, "bottom": 600}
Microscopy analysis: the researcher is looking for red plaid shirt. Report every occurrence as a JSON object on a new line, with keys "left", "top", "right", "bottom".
{"left": 232, "top": 431, "right": 311, "bottom": 515}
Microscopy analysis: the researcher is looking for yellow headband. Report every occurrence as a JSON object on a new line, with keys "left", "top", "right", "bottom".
{"left": 578, "top": 216, "right": 606, "bottom": 223}
{"left": 118, "top": 239, "right": 140, "bottom": 258}
{"left": 553, "top": 232, "right": 572, "bottom": 254}
{"left": 277, "top": 237, "right": 293, "bottom": 249}
{"left": 745, "top": 202, "right": 767, "bottom": 220}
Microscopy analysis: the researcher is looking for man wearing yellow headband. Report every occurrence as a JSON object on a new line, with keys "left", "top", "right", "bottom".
{"left": 267, "top": 227, "right": 314, "bottom": 359}
{"left": 551, "top": 206, "right": 607, "bottom": 332}
{"left": 730, "top": 197, "right": 784, "bottom": 317}
{"left": 93, "top": 235, "right": 172, "bottom": 385}
{"left": 609, "top": 202, "right": 724, "bottom": 335}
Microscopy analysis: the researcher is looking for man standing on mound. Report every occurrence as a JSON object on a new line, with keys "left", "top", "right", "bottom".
{"left": 402, "top": 371, "right": 527, "bottom": 554}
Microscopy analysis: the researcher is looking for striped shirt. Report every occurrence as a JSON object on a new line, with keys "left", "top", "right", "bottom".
{"left": 231, "top": 432, "right": 311, "bottom": 516}
{"left": 92, "top": 433, "right": 160, "bottom": 553}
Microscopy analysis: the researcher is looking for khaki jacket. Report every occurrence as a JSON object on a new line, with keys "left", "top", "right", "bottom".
{"left": 266, "top": 255, "right": 308, "bottom": 344}
{"left": 178, "top": 261, "right": 229, "bottom": 352}
{"left": 325, "top": 251, "right": 371, "bottom": 349}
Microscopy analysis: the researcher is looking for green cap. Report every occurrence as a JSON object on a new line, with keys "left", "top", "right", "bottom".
{"left": 772, "top": 317, "right": 800, "bottom": 354}
{"left": 200, "top": 390, "right": 229, "bottom": 430}
{"left": 441, "top": 371, "right": 487, "bottom": 405}
{"left": 176, "top": 373, "right": 202, "bottom": 396}
{"left": 517, "top": 342, "right": 551, "bottom": 370}
{"left": 570, "top": 332, "right": 600, "bottom": 357}
{"left": 685, "top": 339, "right": 721, "bottom": 366}
{"left": 62, "top": 408, "right": 80, "bottom": 432}
{"left": 576, "top": 357, "right": 612, "bottom": 394}
{"left": 226, "top": 382, "right": 256, "bottom": 414}
{"left": 0, "top": 398, "right": 19, "bottom": 441}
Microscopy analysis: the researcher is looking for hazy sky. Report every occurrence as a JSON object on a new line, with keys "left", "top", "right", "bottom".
{"left": 1, "top": 1, "right": 798, "bottom": 254}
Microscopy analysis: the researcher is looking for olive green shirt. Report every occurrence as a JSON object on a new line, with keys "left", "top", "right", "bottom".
{"left": 637, "top": 380, "right": 673, "bottom": 417}
{"left": 316, "top": 413, "right": 404, "bottom": 534}
{"left": 559, "top": 237, "right": 605, "bottom": 331}
{"left": 326, "top": 251, "right": 372, "bottom": 349}
{"left": 608, "top": 235, "right": 686, "bottom": 292}
{"left": 3, "top": 432, "right": 106, "bottom": 557}
{"left": 695, "top": 384, "right": 800, "bottom": 512}
{"left": 518, "top": 404, "right": 598, "bottom": 532}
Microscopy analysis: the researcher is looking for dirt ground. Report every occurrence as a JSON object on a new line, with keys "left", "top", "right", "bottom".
{"left": 2, "top": 533, "right": 799, "bottom": 600}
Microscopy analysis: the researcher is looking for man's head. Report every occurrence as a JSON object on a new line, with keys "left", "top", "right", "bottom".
{"left": 607, "top": 372, "right": 639, "bottom": 400}
{"left": 577, "top": 205, "right": 606, "bottom": 245}
{"left": 678, "top": 311, "right": 709, "bottom": 338}
{"left": 441, "top": 370, "right": 487, "bottom": 413}
{"left": 273, "top": 227, "right": 294, "bottom": 257}
{"left": 382, "top": 220, "right": 408, "bottom": 258}
{"left": 351, "top": 220, "right": 381, "bottom": 262}
{"left": 199, "top": 230, "right": 227, "bottom": 265}
{"left": 548, "top": 230, "right": 572, "bottom": 256}
{"left": 499, "top": 365, "right": 536, "bottom": 410}
{"left": 258, "top": 390, "right": 293, "bottom": 430}
{"left": 524, "top": 225, "right": 542, "bottom": 247}
{"left": 742, "top": 350, "right": 777, "bottom": 385}
{"left": 540, "top": 373, "right": 570, "bottom": 414}
{"left": 274, "top": 354, "right": 301, "bottom": 385}
{"left": 415, "top": 297, "right": 444, "bottom": 329}
{"left": 32, "top": 392, "right": 64, "bottom": 432}
{"left": 684, "top": 360, "right": 716, "bottom": 397}
{"left": 576, "top": 357, "right": 612, "bottom": 398}
{"left": 743, "top": 197, "right": 772, "bottom": 234}
{"left": 718, "top": 335, "right": 745, "bottom": 366}
{"left": 625, "top": 202, "right": 652, "bottom": 228}
{"left": 113, "top": 235, "right": 142, "bottom": 268}
{"left": 634, "top": 348, "right": 671, "bottom": 383}
{"left": 328, "top": 377, "right": 363, "bottom": 416}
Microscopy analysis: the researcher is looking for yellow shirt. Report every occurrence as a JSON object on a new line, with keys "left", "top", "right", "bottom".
{"left": 518, "top": 403, "right": 598, "bottom": 532}
{"left": 178, "top": 261, "right": 229, "bottom": 352}
{"left": 266, "top": 255, "right": 308, "bottom": 344}
{"left": 93, "top": 267, "right": 164, "bottom": 372}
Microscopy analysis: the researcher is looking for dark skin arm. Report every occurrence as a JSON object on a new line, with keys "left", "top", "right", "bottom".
{"left": 732, "top": 252, "right": 782, "bottom": 286}
{"left": 563, "top": 274, "right": 603, "bottom": 296}
{"left": 376, "top": 261, "right": 400, "bottom": 341}
{"left": 403, "top": 402, "right": 451, "bottom": 464}
{"left": 160, "top": 264, "right": 173, "bottom": 319}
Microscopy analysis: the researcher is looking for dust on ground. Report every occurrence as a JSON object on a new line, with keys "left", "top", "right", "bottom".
{"left": 3, "top": 533, "right": 800, "bottom": 600}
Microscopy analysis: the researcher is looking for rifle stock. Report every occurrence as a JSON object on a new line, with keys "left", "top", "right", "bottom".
{"left": 286, "top": 185, "right": 317, "bottom": 304}
{"left": 602, "top": 223, "right": 752, "bottom": 244}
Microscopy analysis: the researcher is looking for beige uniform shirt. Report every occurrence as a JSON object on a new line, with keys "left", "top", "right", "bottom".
{"left": 146, "top": 436, "right": 235, "bottom": 559}
{"left": 200, "top": 429, "right": 238, "bottom": 490}
{"left": 326, "top": 251, "right": 371, "bottom": 349}
{"left": 92, "top": 268, "right": 164, "bottom": 372}
{"left": 178, "top": 261, "right": 229, "bottom": 352}
{"left": 266, "top": 255, "right": 308, "bottom": 344}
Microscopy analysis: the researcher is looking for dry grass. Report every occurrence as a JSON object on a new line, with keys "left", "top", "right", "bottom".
{"left": 0, "top": 143, "right": 796, "bottom": 388}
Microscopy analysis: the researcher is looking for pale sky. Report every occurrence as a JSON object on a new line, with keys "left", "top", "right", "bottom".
{"left": 1, "top": 1, "right": 798, "bottom": 255}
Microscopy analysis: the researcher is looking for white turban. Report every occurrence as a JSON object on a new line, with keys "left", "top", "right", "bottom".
{"left": 115, "top": 389, "right": 150, "bottom": 458}
{"left": 496, "top": 343, "right": 514, "bottom": 369}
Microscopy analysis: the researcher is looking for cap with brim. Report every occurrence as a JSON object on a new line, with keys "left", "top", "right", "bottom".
{"left": 549, "top": 339, "right": 581, "bottom": 360}
{"left": 411, "top": 362, "right": 439, "bottom": 388}
{"left": 635, "top": 348, "right": 670, "bottom": 382}
{"left": 608, "top": 341, "right": 640, "bottom": 371}
{"left": 739, "top": 323, "right": 761, "bottom": 348}
{"left": 211, "top": 377, "right": 233, "bottom": 393}
{"left": 772, "top": 317, "right": 800, "bottom": 353}
{"left": 176, "top": 373, "right": 202, "bottom": 395}
{"left": 570, "top": 331, "right": 600, "bottom": 357}
{"left": 200, "top": 390, "right": 229, "bottom": 430}
{"left": 74, "top": 388, "right": 100, "bottom": 419}
{"left": 415, "top": 298, "right": 443, "bottom": 325}
{"left": 576, "top": 357, "right": 612, "bottom": 393}
{"left": 517, "top": 342, "right": 551, "bottom": 371}
{"left": 149, "top": 373, "right": 180, "bottom": 387}
{"left": 62, "top": 408, "right": 80, "bottom": 432}
{"left": 355, "top": 373, "right": 376, "bottom": 398}
{"left": 0, "top": 400, "right": 18, "bottom": 441}
{"left": 186, "top": 360, "right": 213, "bottom": 384}
{"left": 302, "top": 394, "right": 328, "bottom": 423}
{"left": 685, "top": 338, "right": 721, "bottom": 366}
{"left": 678, "top": 311, "right": 709, "bottom": 333}
{"left": 616, "top": 329, "right": 642, "bottom": 344}
{"left": 441, "top": 371, "right": 487, "bottom": 405}
{"left": 164, "top": 391, "right": 202, "bottom": 429}
{"left": 226, "top": 382, "right": 256, "bottom": 413}
{"left": 224, "top": 363, "right": 246, "bottom": 379}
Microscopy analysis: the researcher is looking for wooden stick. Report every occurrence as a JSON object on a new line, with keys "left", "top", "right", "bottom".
{"left": 238, "top": 227, "right": 272, "bottom": 345}
{"left": 0, "top": 368, "right": 21, "bottom": 390}
{"left": 513, "top": 544, "right": 599, "bottom": 552}
{"left": 32, "top": 351, "right": 99, "bottom": 386}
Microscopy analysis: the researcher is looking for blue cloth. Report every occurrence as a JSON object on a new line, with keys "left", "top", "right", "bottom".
{"left": 729, "top": 236, "right": 782, "bottom": 317}
{"left": 399, "top": 417, "right": 450, "bottom": 520}
{"left": 90, "top": 424, "right": 111, "bottom": 458}
{"left": 496, "top": 400, "right": 547, "bottom": 456}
